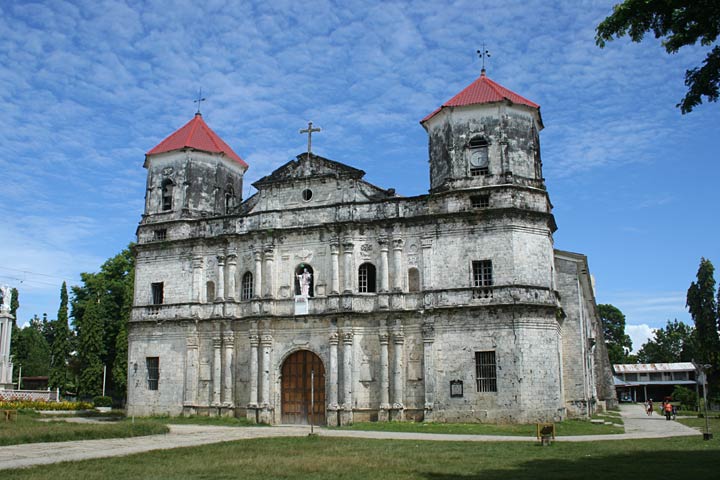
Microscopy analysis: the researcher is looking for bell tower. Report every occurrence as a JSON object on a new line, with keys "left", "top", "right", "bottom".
{"left": 420, "top": 71, "right": 544, "bottom": 193}
{"left": 143, "top": 113, "right": 248, "bottom": 222}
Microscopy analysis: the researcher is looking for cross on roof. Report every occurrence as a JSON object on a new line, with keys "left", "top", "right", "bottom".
{"left": 299, "top": 121, "right": 321, "bottom": 158}
{"left": 477, "top": 44, "right": 491, "bottom": 76}
{"left": 194, "top": 88, "right": 206, "bottom": 114}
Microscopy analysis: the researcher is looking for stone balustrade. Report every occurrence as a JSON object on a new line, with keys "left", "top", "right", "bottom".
{"left": 131, "top": 285, "right": 558, "bottom": 323}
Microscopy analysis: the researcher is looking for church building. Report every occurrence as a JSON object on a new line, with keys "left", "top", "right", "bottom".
{"left": 126, "top": 71, "right": 616, "bottom": 425}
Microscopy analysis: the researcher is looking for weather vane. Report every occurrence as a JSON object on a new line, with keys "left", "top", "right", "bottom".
{"left": 299, "top": 121, "right": 321, "bottom": 158}
{"left": 194, "top": 88, "right": 206, "bottom": 114}
{"left": 477, "top": 44, "right": 491, "bottom": 75}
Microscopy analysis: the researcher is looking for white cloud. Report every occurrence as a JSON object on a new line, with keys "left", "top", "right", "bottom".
{"left": 627, "top": 324, "right": 657, "bottom": 354}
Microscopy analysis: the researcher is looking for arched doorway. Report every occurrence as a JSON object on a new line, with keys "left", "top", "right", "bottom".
{"left": 281, "top": 350, "right": 325, "bottom": 425}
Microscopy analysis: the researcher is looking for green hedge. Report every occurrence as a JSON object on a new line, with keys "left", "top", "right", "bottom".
{"left": 0, "top": 400, "right": 94, "bottom": 411}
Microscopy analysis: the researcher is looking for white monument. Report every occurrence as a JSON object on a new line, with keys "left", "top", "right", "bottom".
{"left": 0, "top": 285, "right": 14, "bottom": 390}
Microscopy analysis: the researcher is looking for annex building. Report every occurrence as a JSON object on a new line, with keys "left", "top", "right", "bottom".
{"left": 126, "top": 71, "right": 616, "bottom": 425}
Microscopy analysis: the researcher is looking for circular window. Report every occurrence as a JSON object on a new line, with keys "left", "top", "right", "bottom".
{"left": 302, "top": 189, "right": 313, "bottom": 201}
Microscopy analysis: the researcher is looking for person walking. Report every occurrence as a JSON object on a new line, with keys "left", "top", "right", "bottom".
{"left": 664, "top": 401, "right": 673, "bottom": 421}
{"left": 646, "top": 399, "right": 654, "bottom": 416}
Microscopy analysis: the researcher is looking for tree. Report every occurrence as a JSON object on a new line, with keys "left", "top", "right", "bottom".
{"left": 598, "top": 303, "right": 633, "bottom": 364}
{"left": 49, "top": 282, "right": 72, "bottom": 392}
{"left": 12, "top": 315, "right": 51, "bottom": 377}
{"left": 9, "top": 288, "right": 19, "bottom": 359}
{"left": 686, "top": 257, "right": 719, "bottom": 365}
{"left": 10, "top": 288, "right": 19, "bottom": 325}
{"left": 596, "top": 0, "right": 720, "bottom": 113}
{"left": 636, "top": 319, "right": 696, "bottom": 363}
{"left": 77, "top": 296, "right": 105, "bottom": 398}
{"left": 72, "top": 246, "right": 134, "bottom": 400}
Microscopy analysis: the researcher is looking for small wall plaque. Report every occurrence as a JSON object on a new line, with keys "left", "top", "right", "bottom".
{"left": 450, "top": 379, "right": 463, "bottom": 398}
{"left": 294, "top": 296, "right": 309, "bottom": 315}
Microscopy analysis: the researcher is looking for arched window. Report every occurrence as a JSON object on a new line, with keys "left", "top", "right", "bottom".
{"left": 241, "top": 271, "right": 253, "bottom": 300}
{"left": 206, "top": 281, "right": 215, "bottom": 303}
{"left": 358, "top": 263, "right": 377, "bottom": 293}
{"left": 294, "top": 264, "right": 314, "bottom": 297}
{"left": 161, "top": 179, "right": 174, "bottom": 211}
{"left": 224, "top": 186, "right": 234, "bottom": 214}
{"left": 408, "top": 267, "right": 420, "bottom": 292}
{"left": 468, "top": 136, "right": 489, "bottom": 176}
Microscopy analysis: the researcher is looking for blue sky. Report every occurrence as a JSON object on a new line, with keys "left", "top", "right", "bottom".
{"left": 1, "top": 0, "right": 718, "bottom": 352}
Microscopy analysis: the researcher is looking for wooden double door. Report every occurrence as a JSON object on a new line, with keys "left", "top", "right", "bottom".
{"left": 281, "top": 350, "right": 326, "bottom": 425}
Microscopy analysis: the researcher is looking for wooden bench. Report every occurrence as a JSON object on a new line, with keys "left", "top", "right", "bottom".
{"left": 2, "top": 410, "right": 18, "bottom": 421}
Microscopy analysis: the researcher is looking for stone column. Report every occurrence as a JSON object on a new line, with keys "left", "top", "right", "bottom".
{"left": 223, "top": 332, "right": 234, "bottom": 407}
{"left": 184, "top": 335, "right": 199, "bottom": 407}
{"left": 263, "top": 248, "right": 274, "bottom": 298}
{"left": 421, "top": 236, "right": 432, "bottom": 290}
{"left": 191, "top": 256, "right": 203, "bottom": 303}
{"left": 259, "top": 333, "right": 273, "bottom": 424}
{"left": 378, "top": 332, "right": 390, "bottom": 421}
{"left": 248, "top": 334, "right": 259, "bottom": 407}
{"left": 328, "top": 332, "right": 339, "bottom": 409}
{"left": 379, "top": 238, "right": 390, "bottom": 292}
{"left": 216, "top": 256, "right": 225, "bottom": 301}
{"left": 340, "top": 330, "right": 354, "bottom": 425}
{"left": 342, "top": 242, "right": 354, "bottom": 294}
{"left": 392, "top": 238, "right": 404, "bottom": 291}
{"left": 392, "top": 331, "right": 405, "bottom": 418}
{"left": 422, "top": 322, "right": 435, "bottom": 421}
{"left": 330, "top": 243, "right": 340, "bottom": 294}
{"left": 253, "top": 251, "right": 263, "bottom": 298}
{"left": 212, "top": 337, "right": 222, "bottom": 406}
{"left": 226, "top": 254, "right": 237, "bottom": 301}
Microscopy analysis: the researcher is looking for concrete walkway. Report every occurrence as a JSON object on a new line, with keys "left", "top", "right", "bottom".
{"left": 0, "top": 404, "right": 701, "bottom": 471}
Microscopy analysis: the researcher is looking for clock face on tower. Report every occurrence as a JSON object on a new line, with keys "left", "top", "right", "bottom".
{"left": 469, "top": 150, "right": 487, "bottom": 167}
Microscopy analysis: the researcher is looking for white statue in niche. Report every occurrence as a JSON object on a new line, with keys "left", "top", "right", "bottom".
{"left": 0, "top": 285, "right": 10, "bottom": 312}
{"left": 297, "top": 268, "right": 312, "bottom": 297}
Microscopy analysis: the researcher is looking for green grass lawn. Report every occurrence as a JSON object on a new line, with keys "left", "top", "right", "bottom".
{"left": 0, "top": 412, "right": 168, "bottom": 446}
{"left": 2, "top": 435, "right": 718, "bottom": 479}
{"left": 333, "top": 418, "right": 623, "bottom": 436}
{"left": 148, "top": 414, "right": 260, "bottom": 427}
{"left": 677, "top": 416, "right": 720, "bottom": 434}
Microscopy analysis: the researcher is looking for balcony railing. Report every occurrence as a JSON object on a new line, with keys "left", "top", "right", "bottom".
{"left": 131, "top": 285, "right": 558, "bottom": 322}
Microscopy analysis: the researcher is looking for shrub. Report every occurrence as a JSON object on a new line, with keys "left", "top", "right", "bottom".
{"left": 0, "top": 400, "right": 93, "bottom": 411}
{"left": 672, "top": 385, "right": 698, "bottom": 410}
{"left": 93, "top": 396, "right": 113, "bottom": 407}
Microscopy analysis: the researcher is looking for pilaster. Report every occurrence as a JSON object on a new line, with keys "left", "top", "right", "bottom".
{"left": 422, "top": 322, "right": 435, "bottom": 421}
{"left": 226, "top": 254, "right": 237, "bottom": 301}
{"left": 222, "top": 331, "right": 234, "bottom": 406}
{"left": 378, "top": 331, "right": 390, "bottom": 421}
{"left": 212, "top": 337, "right": 222, "bottom": 406}
{"left": 340, "top": 330, "right": 354, "bottom": 425}
{"left": 215, "top": 256, "right": 225, "bottom": 301}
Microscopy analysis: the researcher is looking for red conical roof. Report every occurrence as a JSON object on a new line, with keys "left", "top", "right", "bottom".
{"left": 147, "top": 113, "right": 248, "bottom": 168}
{"left": 421, "top": 72, "right": 539, "bottom": 123}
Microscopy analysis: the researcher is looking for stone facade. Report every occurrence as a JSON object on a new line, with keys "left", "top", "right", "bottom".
{"left": 127, "top": 74, "right": 616, "bottom": 424}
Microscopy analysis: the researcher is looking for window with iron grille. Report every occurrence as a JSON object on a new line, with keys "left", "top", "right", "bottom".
{"left": 358, "top": 263, "right": 377, "bottom": 293}
{"left": 470, "top": 195, "right": 490, "bottom": 208}
{"left": 146, "top": 357, "right": 159, "bottom": 390}
{"left": 472, "top": 260, "right": 493, "bottom": 287}
{"left": 154, "top": 229, "right": 167, "bottom": 241}
{"left": 241, "top": 272, "right": 253, "bottom": 300}
{"left": 475, "top": 351, "right": 497, "bottom": 392}
{"left": 151, "top": 282, "right": 164, "bottom": 305}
